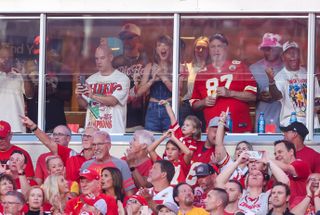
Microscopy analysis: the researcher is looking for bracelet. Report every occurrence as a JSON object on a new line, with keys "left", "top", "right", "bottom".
{"left": 30, "top": 125, "right": 38, "bottom": 132}
{"left": 162, "top": 101, "right": 170, "bottom": 106}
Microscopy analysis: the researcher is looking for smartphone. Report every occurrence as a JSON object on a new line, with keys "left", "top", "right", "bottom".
{"left": 79, "top": 75, "right": 86, "bottom": 86}
{"left": 247, "top": 151, "right": 263, "bottom": 160}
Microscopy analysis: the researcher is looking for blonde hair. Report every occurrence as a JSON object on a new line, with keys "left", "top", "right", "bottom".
{"left": 42, "top": 175, "right": 63, "bottom": 205}
{"left": 45, "top": 155, "right": 63, "bottom": 170}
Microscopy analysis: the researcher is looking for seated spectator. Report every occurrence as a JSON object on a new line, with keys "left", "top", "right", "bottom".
{"left": 43, "top": 175, "right": 70, "bottom": 214}
{"left": 138, "top": 160, "right": 176, "bottom": 213}
{"left": 0, "top": 174, "right": 16, "bottom": 206}
{"left": 33, "top": 124, "right": 73, "bottom": 184}
{"left": 45, "top": 155, "right": 79, "bottom": 197}
{"left": 249, "top": 33, "right": 283, "bottom": 133}
{"left": 147, "top": 130, "right": 192, "bottom": 185}
{"left": 223, "top": 180, "right": 243, "bottom": 214}
{"left": 80, "top": 131, "right": 136, "bottom": 196}
{"left": 179, "top": 36, "right": 209, "bottom": 131}
{"left": 156, "top": 202, "right": 179, "bottom": 215}
{"left": 6, "top": 150, "right": 37, "bottom": 196}
{"left": 173, "top": 182, "right": 209, "bottom": 214}
{"left": 204, "top": 188, "right": 229, "bottom": 215}
{"left": 266, "top": 41, "right": 320, "bottom": 127}
{"left": 1, "top": 190, "right": 25, "bottom": 215}
{"left": 22, "top": 115, "right": 96, "bottom": 181}
{"left": 0, "top": 120, "right": 34, "bottom": 178}
{"left": 186, "top": 117, "right": 218, "bottom": 187}
{"left": 193, "top": 163, "right": 218, "bottom": 208}
{"left": 273, "top": 140, "right": 311, "bottom": 204}
{"left": 123, "top": 129, "right": 154, "bottom": 188}
{"left": 267, "top": 182, "right": 294, "bottom": 215}
{"left": 190, "top": 33, "right": 257, "bottom": 132}
{"left": 214, "top": 112, "right": 253, "bottom": 187}
{"left": 25, "top": 186, "right": 51, "bottom": 215}
{"left": 124, "top": 195, "right": 148, "bottom": 215}
{"left": 0, "top": 43, "right": 33, "bottom": 133}
{"left": 65, "top": 169, "right": 118, "bottom": 215}
{"left": 289, "top": 173, "right": 320, "bottom": 214}
{"left": 101, "top": 167, "right": 125, "bottom": 202}
{"left": 137, "top": 35, "right": 173, "bottom": 132}
{"left": 75, "top": 44, "right": 130, "bottom": 133}
{"left": 215, "top": 150, "right": 289, "bottom": 215}
{"left": 281, "top": 121, "right": 320, "bottom": 173}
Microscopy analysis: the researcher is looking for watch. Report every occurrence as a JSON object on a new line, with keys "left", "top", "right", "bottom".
{"left": 130, "top": 167, "right": 136, "bottom": 172}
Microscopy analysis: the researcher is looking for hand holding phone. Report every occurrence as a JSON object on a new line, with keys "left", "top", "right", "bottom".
{"left": 247, "top": 151, "right": 263, "bottom": 160}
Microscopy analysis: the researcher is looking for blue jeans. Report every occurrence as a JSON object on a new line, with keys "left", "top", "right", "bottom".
{"left": 145, "top": 102, "right": 170, "bottom": 132}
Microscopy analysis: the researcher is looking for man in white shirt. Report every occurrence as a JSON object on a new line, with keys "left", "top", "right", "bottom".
{"left": 75, "top": 44, "right": 130, "bottom": 133}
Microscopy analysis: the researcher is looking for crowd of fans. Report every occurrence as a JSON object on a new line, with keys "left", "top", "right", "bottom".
{"left": 0, "top": 21, "right": 320, "bottom": 215}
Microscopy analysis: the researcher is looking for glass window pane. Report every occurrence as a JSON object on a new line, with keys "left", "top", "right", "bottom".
{"left": 0, "top": 18, "right": 40, "bottom": 133}
{"left": 180, "top": 17, "right": 308, "bottom": 133}
{"left": 47, "top": 17, "right": 173, "bottom": 133}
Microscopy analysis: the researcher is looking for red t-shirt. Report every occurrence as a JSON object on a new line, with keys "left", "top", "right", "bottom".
{"left": 186, "top": 141, "right": 215, "bottom": 186}
{"left": 57, "top": 144, "right": 87, "bottom": 181}
{"left": 0, "top": 145, "right": 34, "bottom": 177}
{"left": 170, "top": 121, "right": 198, "bottom": 151}
{"left": 296, "top": 146, "right": 320, "bottom": 173}
{"left": 190, "top": 60, "right": 257, "bottom": 132}
{"left": 65, "top": 194, "right": 118, "bottom": 215}
{"left": 289, "top": 159, "right": 311, "bottom": 203}
{"left": 35, "top": 152, "right": 52, "bottom": 182}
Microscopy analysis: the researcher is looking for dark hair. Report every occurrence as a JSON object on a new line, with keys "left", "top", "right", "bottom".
{"left": 154, "top": 35, "right": 173, "bottom": 64}
{"left": 155, "top": 160, "right": 175, "bottom": 183}
{"left": 228, "top": 179, "right": 243, "bottom": 193}
{"left": 274, "top": 140, "right": 296, "bottom": 158}
{"left": 272, "top": 182, "right": 291, "bottom": 196}
{"left": 185, "top": 115, "right": 202, "bottom": 140}
{"left": 165, "top": 140, "right": 180, "bottom": 151}
{"left": 213, "top": 188, "right": 229, "bottom": 208}
{"left": 5, "top": 190, "right": 25, "bottom": 204}
{"left": 10, "top": 150, "right": 27, "bottom": 164}
{"left": 209, "top": 33, "right": 229, "bottom": 45}
{"left": 172, "top": 182, "right": 193, "bottom": 206}
{"left": 0, "top": 174, "right": 16, "bottom": 193}
{"left": 101, "top": 167, "right": 125, "bottom": 201}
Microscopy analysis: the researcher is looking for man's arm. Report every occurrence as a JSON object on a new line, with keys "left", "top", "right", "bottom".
{"left": 214, "top": 112, "right": 228, "bottom": 163}
{"left": 266, "top": 67, "right": 283, "bottom": 100}
{"left": 21, "top": 116, "right": 58, "bottom": 154}
{"left": 191, "top": 96, "right": 216, "bottom": 110}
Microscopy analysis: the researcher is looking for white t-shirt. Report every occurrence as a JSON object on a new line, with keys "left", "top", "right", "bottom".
{"left": 0, "top": 71, "right": 26, "bottom": 132}
{"left": 83, "top": 70, "right": 130, "bottom": 133}
{"left": 275, "top": 67, "right": 320, "bottom": 127}
{"left": 238, "top": 189, "right": 269, "bottom": 215}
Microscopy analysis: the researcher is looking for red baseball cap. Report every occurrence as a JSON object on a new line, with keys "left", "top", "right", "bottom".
{"left": 79, "top": 169, "right": 100, "bottom": 180}
{"left": 0, "top": 121, "right": 11, "bottom": 138}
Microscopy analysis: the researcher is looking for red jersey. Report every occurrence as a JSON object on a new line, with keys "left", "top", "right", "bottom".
{"left": 0, "top": 145, "right": 34, "bottom": 177}
{"left": 193, "top": 186, "right": 206, "bottom": 208}
{"left": 170, "top": 121, "right": 198, "bottom": 151}
{"left": 65, "top": 194, "right": 118, "bottom": 215}
{"left": 296, "top": 146, "right": 320, "bottom": 173}
{"left": 57, "top": 144, "right": 87, "bottom": 181}
{"left": 191, "top": 60, "right": 257, "bottom": 132}
{"left": 15, "top": 178, "right": 37, "bottom": 190}
{"left": 289, "top": 159, "right": 311, "bottom": 203}
{"left": 35, "top": 152, "right": 52, "bottom": 182}
{"left": 186, "top": 141, "right": 215, "bottom": 186}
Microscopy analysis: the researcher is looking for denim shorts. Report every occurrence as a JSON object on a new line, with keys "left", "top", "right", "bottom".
{"left": 145, "top": 101, "right": 170, "bottom": 132}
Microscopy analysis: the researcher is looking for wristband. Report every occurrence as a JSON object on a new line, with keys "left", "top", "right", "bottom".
{"left": 30, "top": 125, "right": 38, "bottom": 132}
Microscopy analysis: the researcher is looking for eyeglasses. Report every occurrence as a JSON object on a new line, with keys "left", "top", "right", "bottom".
{"left": 52, "top": 133, "right": 70, "bottom": 137}
{"left": 127, "top": 199, "right": 140, "bottom": 205}
{"left": 2, "top": 201, "right": 21, "bottom": 205}
{"left": 122, "top": 35, "right": 137, "bottom": 41}
{"left": 82, "top": 134, "right": 93, "bottom": 139}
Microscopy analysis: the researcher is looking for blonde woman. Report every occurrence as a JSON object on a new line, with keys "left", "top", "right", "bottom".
{"left": 42, "top": 175, "right": 69, "bottom": 214}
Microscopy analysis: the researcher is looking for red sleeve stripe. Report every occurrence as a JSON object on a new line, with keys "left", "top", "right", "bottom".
{"left": 217, "top": 153, "right": 230, "bottom": 168}
{"left": 244, "top": 85, "right": 257, "bottom": 93}
{"left": 189, "top": 99, "right": 199, "bottom": 106}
